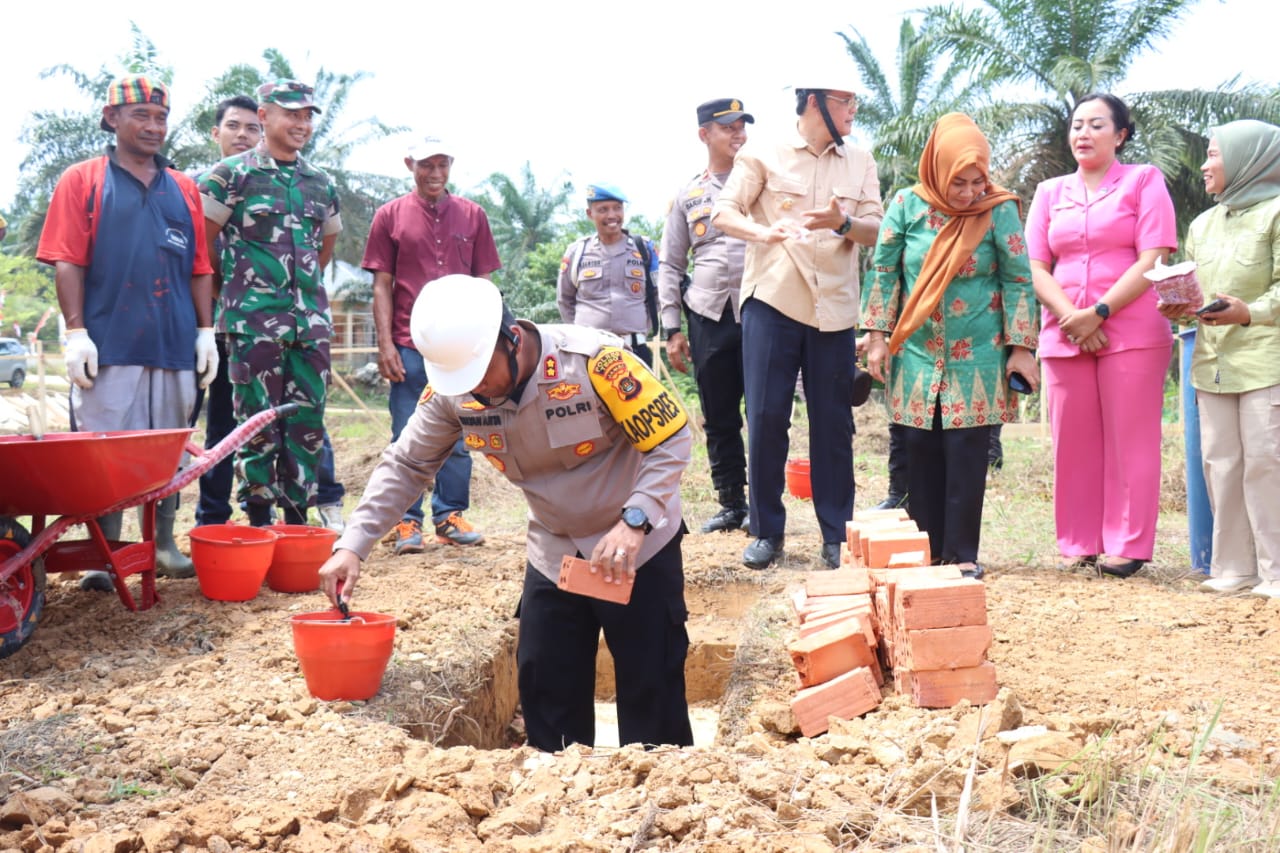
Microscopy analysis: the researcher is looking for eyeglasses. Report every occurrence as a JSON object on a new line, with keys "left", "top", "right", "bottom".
{"left": 825, "top": 94, "right": 858, "bottom": 110}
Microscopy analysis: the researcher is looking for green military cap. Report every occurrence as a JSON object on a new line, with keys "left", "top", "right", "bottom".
{"left": 257, "top": 79, "right": 322, "bottom": 113}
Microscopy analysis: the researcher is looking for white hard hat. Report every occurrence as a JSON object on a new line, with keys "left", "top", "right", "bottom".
{"left": 409, "top": 275, "right": 505, "bottom": 395}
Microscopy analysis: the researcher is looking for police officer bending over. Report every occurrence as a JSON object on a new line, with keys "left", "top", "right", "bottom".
{"left": 320, "top": 276, "right": 694, "bottom": 752}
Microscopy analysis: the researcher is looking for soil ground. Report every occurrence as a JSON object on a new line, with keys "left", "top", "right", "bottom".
{"left": 2, "top": 395, "right": 1278, "bottom": 852}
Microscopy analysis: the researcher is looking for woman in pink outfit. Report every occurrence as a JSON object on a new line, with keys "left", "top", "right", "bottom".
{"left": 1025, "top": 93, "right": 1177, "bottom": 578}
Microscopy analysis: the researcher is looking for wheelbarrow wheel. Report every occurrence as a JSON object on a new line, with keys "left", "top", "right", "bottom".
{"left": 0, "top": 518, "right": 46, "bottom": 660}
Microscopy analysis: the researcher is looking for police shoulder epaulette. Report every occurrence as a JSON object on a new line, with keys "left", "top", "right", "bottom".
{"left": 587, "top": 347, "right": 687, "bottom": 452}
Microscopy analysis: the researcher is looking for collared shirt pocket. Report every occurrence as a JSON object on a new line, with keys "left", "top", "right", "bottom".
{"left": 454, "top": 234, "right": 476, "bottom": 268}
{"left": 766, "top": 175, "right": 809, "bottom": 215}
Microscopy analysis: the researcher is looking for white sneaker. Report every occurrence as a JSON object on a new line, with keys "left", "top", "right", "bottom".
{"left": 1200, "top": 575, "right": 1259, "bottom": 593}
{"left": 317, "top": 503, "right": 345, "bottom": 534}
{"left": 1250, "top": 581, "right": 1280, "bottom": 599}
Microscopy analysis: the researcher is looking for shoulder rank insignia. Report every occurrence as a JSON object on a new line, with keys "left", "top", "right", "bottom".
{"left": 543, "top": 354, "right": 559, "bottom": 379}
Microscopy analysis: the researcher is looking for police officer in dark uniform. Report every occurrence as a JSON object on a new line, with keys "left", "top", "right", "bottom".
{"left": 320, "top": 276, "right": 694, "bottom": 752}
{"left": 659, "top": 98, "right": 754, "bottom": 534}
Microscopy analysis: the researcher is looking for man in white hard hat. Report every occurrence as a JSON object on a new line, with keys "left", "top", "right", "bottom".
{"left": 712, "top": 75, "right": 883, "bottom": 571}
{"left": 319, "top": 275, "right": 694, "bottom": 752}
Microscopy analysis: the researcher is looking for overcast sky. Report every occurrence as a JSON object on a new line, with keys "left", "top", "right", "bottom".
{"left": 1, "top": 0, "right": 1269, "bottom": 225}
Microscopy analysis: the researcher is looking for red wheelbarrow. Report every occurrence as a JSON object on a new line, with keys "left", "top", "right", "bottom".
{"left": 0, "top": 404, "right": 298, "bottom": 659}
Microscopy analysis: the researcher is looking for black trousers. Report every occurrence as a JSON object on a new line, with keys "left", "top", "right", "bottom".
{"left": 903, "top": 405, "right": 993, "bottom": 565}
{"left": 742, "top": 299, "right": 855, "bottom": 545}
{"left": 516, "top": 532, "right": 692, "bottom": 752}
{"left": 687, "top": 303, "right": 746, "bottom": 496}
{"left": 887, "top": 420, "right": 1004, "bottom": 500}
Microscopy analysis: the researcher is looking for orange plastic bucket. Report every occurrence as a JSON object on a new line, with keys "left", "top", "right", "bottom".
{"left": 785, "top": 458, "right": 812, "bottom": 499}
{"left": 189, "top": 524, "right": 277, "bottom": 602}
{"left": 265, "top": 525, "right": 339, "bottom": 593}
{"left": 291, "top": 610, "right": 396, "bottom": 701}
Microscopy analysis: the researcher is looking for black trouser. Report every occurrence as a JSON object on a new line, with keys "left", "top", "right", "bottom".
{"left": 196, "top": 335, "right": 236, "bottom": 525}
{"left": 886, "top": 422, "right": 908, "bottom": 499}
{"left": 904, "top": 404, "right": 993, "bottom": 565}
{"left": 687, "top": 303, "right": 745, "bottom": 496}
{"left": 742, "top": 299, "right": 855, "bottom": 545}
{"left": 516, "top": 533, "right": 692, "bottom": 752}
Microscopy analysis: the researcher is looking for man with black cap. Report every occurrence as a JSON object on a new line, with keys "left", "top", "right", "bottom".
{"left": 557, "top": 184, "right": 660, "bottom": 367}
{"left": 659, "top": 98, "right": 753, "bottom": 534}
{"left": 712, "top": 74, "right": 883, "bottom": 570}
{"left": 200, "top": 79, "right": 342, "bottom": 528}
{"left": 37, "top": 74, "right": 217, "bottom": 590}
{"left": 361, "top": 133, "right": 502, "bottom": 555}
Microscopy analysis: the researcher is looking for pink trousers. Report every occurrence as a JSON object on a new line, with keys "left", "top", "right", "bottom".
{"left": 1043, "top": 344, "right": 1172, "bottom": 560}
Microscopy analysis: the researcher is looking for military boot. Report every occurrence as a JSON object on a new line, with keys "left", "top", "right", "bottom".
{"left": 80, "top": 511, "right": 123, "bottom": 591}
{"left": 152, "top": 495, "right": 194, "bottom": 579}
{"left": 701, "top": 488, "right": 749, "bottom": 534}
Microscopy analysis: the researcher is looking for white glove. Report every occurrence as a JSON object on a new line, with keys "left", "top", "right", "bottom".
{"left": 195, "top": 327, "right": 219, "bottom": 389}
{"left": 64, "top": 329, "right": 99, "bottom": 390}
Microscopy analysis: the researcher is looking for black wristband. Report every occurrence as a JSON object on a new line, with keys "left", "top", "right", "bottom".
{"left": 663, "top": 327, "right": 682, "bottom": 340}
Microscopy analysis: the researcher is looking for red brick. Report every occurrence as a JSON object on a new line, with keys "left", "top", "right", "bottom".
{"left": 798, "top": 594, "right": 871, "bottom": 623}
{"left": 789, "top": 621, "right": 881, "bottom": 687}
{"left": 791, "top": 666, "right": 882, "bottom": 737}
{"left": 557, "top": 556, "right": 633, "bottom": 605}
{"left": 804, "top": 567, "right": 873, "bottom": 597}
{"left": 908, "top": 661, "right": 999, "bottom": 708}
{"left": 887, "top": 550, "right": 928, "bottom": 569}
{"left": 894, "top": 577, "right": 987, "bottom": 630}
{"left": 898, "top": 624, "right": 992, "bottom": 671}
{"left": 797, "top": 607, "right": 876, "bottom": 650}
{"left": 853, "top": 508, "right": 911, "bottom": 523}
{"left": 865, "top": 531, "right": 931, "bottom": 569}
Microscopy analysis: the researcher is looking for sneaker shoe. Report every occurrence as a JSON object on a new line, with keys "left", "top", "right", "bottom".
{"left": 317, "top": 503, "right": 345, "bottom": 534}
{"left": 1251, "top": 580, "right": 1280, "bottom": 599}
{"left": 393, "top": 520, "right": 425, "bottom": 556}
{"left": 435, "top": 513, "right": 485, "bottom": 546}
{"left": 1200, "top": 575, "right": 1259, "bottom": 593}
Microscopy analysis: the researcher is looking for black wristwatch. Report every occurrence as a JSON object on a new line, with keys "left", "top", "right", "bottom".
{"left": 663, "top": 327, "right": 682, "bottom": 341}
{"left": 834, "top": 214, "right": 853, "bottom": 236}
{"left": 621, "top": 506, "right": 652, "bottom": 534}
{"left": 1094, "top": 301, "right": 1111, "bottom": 320}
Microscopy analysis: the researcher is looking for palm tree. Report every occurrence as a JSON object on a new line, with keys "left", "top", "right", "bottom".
{"left": 839, "top": 18, "right": 972, "bottom": 198}
{"left": 476, "top": 163, "right": 574, "bottom": 274}
{"left": 923, "top": 0, "right": 1280, "bottom": 232}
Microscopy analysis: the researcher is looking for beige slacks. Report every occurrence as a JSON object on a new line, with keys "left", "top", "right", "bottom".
{"left": 1197, "top": 384, "right": 1280, "bottom": 583}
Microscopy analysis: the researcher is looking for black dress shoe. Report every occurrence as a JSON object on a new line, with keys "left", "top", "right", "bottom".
{"left": 851, "top": 367, "right": 874, "bottom": 407}
{"left": 820, "top": 543, "right": 841, "bottom": 569}
{"left": 743, "top": 536, "right": 784, "bottom": 570}
{"left": 960, "top": 563, "right": 985, "bottom": 580}
{"left": 873, "top": 495, "right": 907, "bottom": 511}
{"left": 701, "top": 504, "right": 749, "bottom": 534}
{"left": 1099, "top": 559, "right": 1144, "bottom": 578}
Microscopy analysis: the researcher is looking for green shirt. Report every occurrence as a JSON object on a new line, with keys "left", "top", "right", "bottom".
{"left": 862, "top": 191, "right": 1038, "bottom": 429}
{"left": 1185, "top": 195, "right": 1280, "bottom": 394}
{"left": 200, "top": 145, "right": 342, "bottom": 341}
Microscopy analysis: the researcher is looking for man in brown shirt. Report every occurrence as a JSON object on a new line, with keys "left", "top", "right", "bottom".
{"left": 712, "top": 76, "right": 883, "bottom": 570}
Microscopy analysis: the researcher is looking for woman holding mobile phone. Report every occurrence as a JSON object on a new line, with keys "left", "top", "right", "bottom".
{"left": 863, "top": 113, "right": 1039, "bottom": 578}
{"left": 1174, "top": 120, "right": 1280, "bottom": 596}
{"left": 1025, "top": 93, "right": 1176, "bottom": 578}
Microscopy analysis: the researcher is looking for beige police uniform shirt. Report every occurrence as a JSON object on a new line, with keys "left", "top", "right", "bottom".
{"left": 711, "top": 130, "right": 882, "bottom": 331}
{"left": 335, "top": 323, "right": 691, "bottom": 582}
{"left": 658, "top": 169, "right": 746, "bottom": 329}
{"left": 557, "top": 234, "right": 651, "bottom": 337}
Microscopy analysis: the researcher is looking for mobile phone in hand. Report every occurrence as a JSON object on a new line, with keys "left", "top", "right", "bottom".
{"left": 1195, "top": 298, "right": 1229, "bottom": 316}
{"left": 1008, "top": 371, "right": 1034, "bottom": 395}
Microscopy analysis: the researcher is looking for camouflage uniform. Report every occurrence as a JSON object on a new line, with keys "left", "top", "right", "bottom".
{"left": 200, "top": 141, "right": 342, "bottom": 512}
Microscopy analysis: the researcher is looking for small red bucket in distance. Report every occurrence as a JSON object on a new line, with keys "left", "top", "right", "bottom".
{"left": 291, "top": 611, "right": 396, "bottom": 701}
{"left": 189, "top": 524, "right": 277, "bottom": 602}
{"left": 265, "top": 525, "right": 339, "bottom": 593}
{"left": 785, "top": 458, "right": 812, "bottom": 499}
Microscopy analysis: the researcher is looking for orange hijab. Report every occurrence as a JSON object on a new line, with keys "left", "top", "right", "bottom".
{"left": 888, "top": 113, "right": 1020, "bottom": 354}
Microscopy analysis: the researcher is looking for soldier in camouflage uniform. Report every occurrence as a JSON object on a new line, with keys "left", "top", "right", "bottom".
{"left": 200, "top": 80, "right": 342, "bottom": 526}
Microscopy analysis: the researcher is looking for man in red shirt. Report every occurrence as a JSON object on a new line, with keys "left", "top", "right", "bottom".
{"left": 361, "top": 135, "right": 502, "bottom": 554}
{"left": 37, "top": 75, "right": 216, "bottom": 588}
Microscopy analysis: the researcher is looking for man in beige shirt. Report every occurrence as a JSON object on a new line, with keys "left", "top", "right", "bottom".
{"left": 712, "top": 76, "right": 882, "bottom": 570}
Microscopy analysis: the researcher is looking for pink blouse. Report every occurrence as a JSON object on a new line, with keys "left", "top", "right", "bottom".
{"left": 1025, "top": 160, "right": 1177, "bottom": 357}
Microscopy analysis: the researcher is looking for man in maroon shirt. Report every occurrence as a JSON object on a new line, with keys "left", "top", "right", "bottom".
{"left": 362, "top": 135, "right": 502, "bottom": 554}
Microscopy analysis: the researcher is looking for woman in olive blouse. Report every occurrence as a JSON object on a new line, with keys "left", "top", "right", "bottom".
{"left": 864, "top": 113, "right": 1039, "bottom": 577}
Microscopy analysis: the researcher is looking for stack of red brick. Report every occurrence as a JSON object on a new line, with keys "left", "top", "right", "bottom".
{"left": 787, "top": 509, "right": 997, "bottom": 737}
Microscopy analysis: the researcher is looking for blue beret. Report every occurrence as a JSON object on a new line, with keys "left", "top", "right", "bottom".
{"left": 586, "top": 183, "right": 628, "bottom": 204}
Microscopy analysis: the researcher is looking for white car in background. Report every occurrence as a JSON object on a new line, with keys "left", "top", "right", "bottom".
{"left": 0, "top": 337, "right": 29, "bottom": 388}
